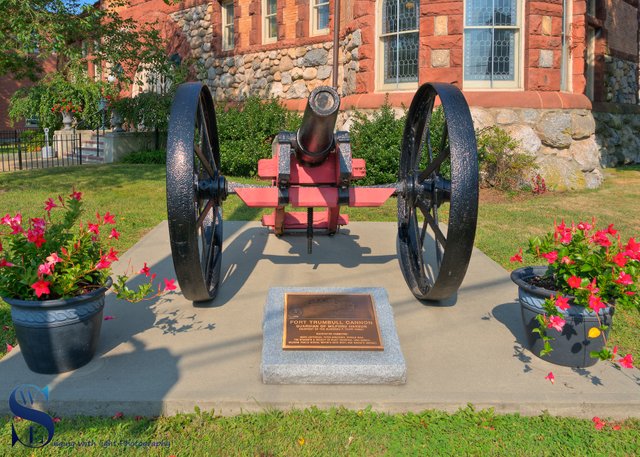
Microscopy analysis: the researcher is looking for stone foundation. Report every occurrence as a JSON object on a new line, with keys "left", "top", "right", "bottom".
{"left": 594, "top": 111, "right": 640, "bottom": 167}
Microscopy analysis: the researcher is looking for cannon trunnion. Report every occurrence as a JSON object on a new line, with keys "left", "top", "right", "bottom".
{"left": 166, "top": 82, "right": 479, "bottom": 303}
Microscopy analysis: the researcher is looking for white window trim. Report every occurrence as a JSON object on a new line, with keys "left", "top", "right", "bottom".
{"left": 462, "top": 0, "right": 523, "bottom": 90}
{"left": 375, "top": 0, "right": 420, "bottom": 92}
{"left": 262, "top": 0, "right": 277, "bottom": 44}
{"left": 311, "top": 0, "right": 330, "bottom": 36}
{"left": 222, "top": 0, "right": 234, "bottom": 51}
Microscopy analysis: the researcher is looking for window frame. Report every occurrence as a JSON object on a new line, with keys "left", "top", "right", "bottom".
{"left": 311, "top": 0, "right": 330, "bottom": 36}
{"left": 262, "top": 0, "right": 278, "bottom": 44}
{"left": 462, "top": 0, "right": 523, "bottom": 90}
{"left": 222, "top": 0, "right": 234, "bottom": 51}
{"left": 376, "top": 0, "right": 420, "bottom": 92}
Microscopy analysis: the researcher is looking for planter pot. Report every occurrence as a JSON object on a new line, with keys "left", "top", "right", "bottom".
{"left": 61, "top": 110, "right": 74, "bottom": 130}
{"left": 510, "top": 266, "right": 613, "bottom": 368}
{"left": 4, "top": 278, "right": 112, "bottom": 374}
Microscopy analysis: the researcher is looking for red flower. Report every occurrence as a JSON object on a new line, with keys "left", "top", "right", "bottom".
{"left": 607, "top": 224, "right": 617, "bottom": 235}
{"left": 612, "top": 252, "right": 627, "bottom": 268}
{"left": 540, "top": 251, "right": 558, "bottom": 264}
{"left": 112, "top": 412, "right": 124, "bottom": 420}
{"left": 52, "top": 417, "right": 61, "bottom": 423}
{"left": 139, "top": 262, "right": 151, "bottom": 277}
{"left": 95, "top": 256, "right": 112, "bottom": 270}
{"left": 591, "top": 230, "right": 611, "bottom": 247}
{"left": 70, "top": 190, "right": 82, "bottom": 201}
{"left": 31, "top": 279, "right": 51, "bottom": 298}
{"left": 614, "top": 271, "right": 633, "bottom": 286}
{"left": 567, "top": 276, "right": 582, "bottom": 289}
{"left": 592, "top": 416, "right": 606, "bottom": 430}
{"left": 588, "top": 295, "right": 606, "bottom": 314}
{"left": 510, "top": 248, "right": 523, "bottom": 263}
{"left": 586, "top": 278, "right": 599, "bottom": 294}
{"left": 163, "top": 278, "right": 177, "bottom": 291}
{"left": 555, "top": 295, "right": 570, "bottom": 311}
{"left": 44, "top": 198, "right": 58, "bottom": 212}
{"left": 108, "top": 228, "right": 120, "bottom": 240}
{"left": 103, "top": 212, "right": 116, "bottom": 225}
{"left": 104, "top": 315, "right": 115, "bottom": 321}
{"left": 88, "top": 223, "right": 100, "bottom": 235}
{"left": 577, "top": 221, "right": 592, "bottom": 232}
{"left": 0, "top": 259, "right": 15, "bottom": 268}
{"left": 106, "top": 248, "right": 119, "bottom": 262}
{"left": 26, "top": 229, "right": 46, "bottom": 248}
{"left": 545, "top": 372, "right": 555, "bottom": 384}
{"left": 6, "top": 344, "right": 13, "bottom": 353}
{"left": 618, "top": 354, "right": 634, "bottom": 369}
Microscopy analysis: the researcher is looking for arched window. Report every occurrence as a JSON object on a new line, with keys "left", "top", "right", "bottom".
{"left": 378, "top": 0, "right": 419, "bottom": 90}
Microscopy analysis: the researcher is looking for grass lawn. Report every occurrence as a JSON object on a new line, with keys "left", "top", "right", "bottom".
{"left": 1, "top": 164, "right": 639, "bottom": 454}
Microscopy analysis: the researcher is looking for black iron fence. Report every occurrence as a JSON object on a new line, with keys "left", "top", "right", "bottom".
{"left": 0, "top": 129, "right": 84, "bottom": 173}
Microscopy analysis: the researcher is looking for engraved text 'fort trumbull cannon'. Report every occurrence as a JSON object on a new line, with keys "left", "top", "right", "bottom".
{"left": 166, "top": 82, "right": 479, "bottom": 303}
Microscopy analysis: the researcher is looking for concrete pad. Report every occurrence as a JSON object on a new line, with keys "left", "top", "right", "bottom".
{"left": 1, "top": 221, "right": 639, "bottom": 419}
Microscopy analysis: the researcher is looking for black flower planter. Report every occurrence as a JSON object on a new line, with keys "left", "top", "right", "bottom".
{"left": 4, "top": 278, "right": 111, "bottom": 374}
{"left": 510, "top": 267, "right": 613, "bottom": 368}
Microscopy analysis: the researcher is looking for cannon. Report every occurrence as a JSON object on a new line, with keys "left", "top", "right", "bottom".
{"left": 166, "top": 82, "right": 479, "bottom": 303}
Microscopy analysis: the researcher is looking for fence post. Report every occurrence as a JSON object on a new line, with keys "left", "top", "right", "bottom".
{"left": 79, "top": 133, "right": 83, "bottom": 165}
{"left": 15, "top": 130, "right": 23, "bottom": 170}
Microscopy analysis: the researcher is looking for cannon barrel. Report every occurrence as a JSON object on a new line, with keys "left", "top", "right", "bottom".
{"left": 295, "top": 86, "right": 341, "bottom": 165}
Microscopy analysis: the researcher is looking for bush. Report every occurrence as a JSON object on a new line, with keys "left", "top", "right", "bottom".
{"left": 215, "top": 97, "right": 300, "bottom": 176}
{"left": 120, "top": 149, "right": 166, "bottom": 164}
{"left": 476, "top": 126, "right": 537, "bottom": 191}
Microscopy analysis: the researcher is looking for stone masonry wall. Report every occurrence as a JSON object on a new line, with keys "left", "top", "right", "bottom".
{"left": 603, "top": 56, "right": 638, "bottom": 104}
{"left": 594, "top": 112, "right": 640, "bottom": 167}
{"left": 469, "top": 107, "right": 601, "bottom": 191}
{"left": 171, "top": 4, "right": 361, "bottom": 100}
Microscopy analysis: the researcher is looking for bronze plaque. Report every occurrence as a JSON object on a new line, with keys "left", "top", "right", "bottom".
{"left": 283, "top": 293, "right": 383, "bottom": 351}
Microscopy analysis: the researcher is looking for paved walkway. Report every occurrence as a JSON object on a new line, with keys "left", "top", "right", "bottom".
{"left": 1, "top": 221, "right": 638, "bottom": 418}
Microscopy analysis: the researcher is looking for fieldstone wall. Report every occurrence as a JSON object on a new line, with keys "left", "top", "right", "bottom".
{"left": 170, "top": 5, "right": 362, "bottom": 100}
{"left": 604, "top": 56, "right": 638, "bottom": 104}
{"left": 469, "top": 107, "right": 602, "bottom": 190}
{"left": 594, "top": 112, "right": 640, "bottom": 167}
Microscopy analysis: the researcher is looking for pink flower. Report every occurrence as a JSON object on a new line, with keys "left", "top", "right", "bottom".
{"left": 614, "top": 271, "right": 633, "bottom": 286}
{"left": 26, "top": 229, "right": 46, "bottom": 248}
{"left": 577, "top": 221, "right": 592, "bottom": 232}
{"left": 612, "top": 252, "right": 627, "bottom": 268}
{"left": 70, "top": 190, "right": 82, "bottom": 201}
{"left": 38, "top": 262, "right": 53, "bottom": 276}
{"left": 32, "top": 218, "right": 46, "bottom": 230}
{"left": 0, "top": 213, "right": 11, "bottom": 225}
{"left": 560, "top": 256, "right": 574, "bottom": 265}
{"left": 88, "top": 223, "right": 100, "bottom": 235}
{"left": 6, "top": 344, "right": 13, "bottom": 353}
{"left": 567, "top": 276, "right": 582, "bottom": 289}
{"left": 0, "top": 259, "right": 15, "bottom": 268}
{"left": 52, "top": 417, "right": 61, "bottom": 423}
{"left": 139, "top": 263, "right": 151, "bottom": 277}
{"left": 545, "top": 372, "right": 555, "bottom": 384}
{"left": 540, "top": 251, "right": 558, "bottom": 264}
{"left": 547, "top": 315, "right": 566, "bottom": 332}
{"left": 618, "top": 354, "right": 634, "bottom": 369}
{"left": 46, "top": 253, "right": 61, "bottom": 264}
{"left": 108, "top": 228, "right": 120, "bottom": 240}
{"left": 586, "top": 278, "right": 599, "bottom": 294}
{"left": 592, "top": 416, "right": 606, "bottom": 430}
{"left": 591, "top": 231, "right": 612, "bottom": 247}
{"left": 31, "top": 279, "right": 51, "bottom": 298}
{"left": 95, "top": 256, "right": 112, "bottom": 270}
{"left": 104, "top": 315, "right": 115, "bottom": 321}
{"left": 588, "top": 295, "right": 606, "bottom": 314}
{"left": 559, "top": 231, "right": 572, "bottom": 244}
{"left": 510, "top": 248, "right": 523, "bottom": 263}
{"left": 112, "top": 412, "right": 124, "bottom": 420}
{"left": 103, "top": 212, "right": 116, "bottom": 225}
{"left": 163, "top": 278, "right": 177, "bottom": 291}
{"left": 555, "top": 295, "right": 570, "bottom": 311}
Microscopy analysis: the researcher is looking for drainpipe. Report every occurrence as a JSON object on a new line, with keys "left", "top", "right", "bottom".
{"left": 332, "top": 0, "right": 341, "bottom": 90}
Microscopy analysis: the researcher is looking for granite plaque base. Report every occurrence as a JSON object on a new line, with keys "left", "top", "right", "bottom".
{"left": 261, "top": 287, "right": 407, "bottom": 384}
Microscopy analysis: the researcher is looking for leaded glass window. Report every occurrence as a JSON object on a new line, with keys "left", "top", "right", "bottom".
{"left": 464, "top": 0, "right": 520, "bottom": 87}
{"left": 312, "top": 0, "right": 330, "bottom": 35}
{"left": 222, "top": 1, "right": 234, "bottom": 51}
{"left": 263, "top": 0, "right": 277, "bottom": 43}
{"left": 380, "top": 0, "right": 419, "bottom": 87}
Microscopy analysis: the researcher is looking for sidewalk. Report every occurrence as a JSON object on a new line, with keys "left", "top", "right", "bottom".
{"left": 1, "top": 221, "right": 638, "bottom": 418}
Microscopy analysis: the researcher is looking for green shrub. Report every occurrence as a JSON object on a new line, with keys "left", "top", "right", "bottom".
{"left": 476, "top": 126, "right": 537, "bottom": 191}
{"left": 120, "top": 149, "right": 166, "bottom": 164}
{"left": 215, "top": 97, "right": 301, "bottom": 176}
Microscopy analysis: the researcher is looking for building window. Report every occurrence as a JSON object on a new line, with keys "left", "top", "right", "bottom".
{"left": 222, "top": 1, "right": 234, "bottom": 51}
{"left": 263, "top": 0, "right": 277, "bottom": 44}
{"left": 311, "top": 0, "right": 330, "bottom": 35}
{"left": 378, "top": 0, "right": 419, "bottom": 89}
{"left": 464, "top": 0, "right": 521, "bottom": 88}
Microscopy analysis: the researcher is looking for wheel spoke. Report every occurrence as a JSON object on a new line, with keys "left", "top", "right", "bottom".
{"left": 198, "top": 101, "right": 217, "bottom": 174}
{"left": 418, "top": 144, "right": 450, "bottom": 183}
{"left": 419, "top": 217, "right": 428, "bottom": 247}
{"left": 196, "top": 199, "right": 215, "bottom": 228}
{"left": 416, "top": 201, "right": 447, "bottom": 248}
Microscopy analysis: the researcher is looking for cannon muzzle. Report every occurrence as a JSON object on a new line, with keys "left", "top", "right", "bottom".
{"left": 295, "top": 86, "right": 340, "bottom": 165}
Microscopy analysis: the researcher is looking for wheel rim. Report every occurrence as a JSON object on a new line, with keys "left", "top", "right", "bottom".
{"left": 167, "top": 83, "right": 225, "bottom": 302}
{"left": 397, "top": 83, "right": 479, "bottom": 301}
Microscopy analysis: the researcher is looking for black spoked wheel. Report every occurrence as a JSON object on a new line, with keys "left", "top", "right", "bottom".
{"left": 166, "top": 83, "right": 227, "bottom": 302}
{"left": 397, "top": 83, "right": 479, "bottom": 302}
